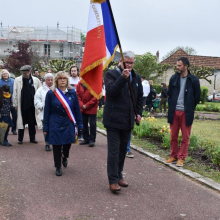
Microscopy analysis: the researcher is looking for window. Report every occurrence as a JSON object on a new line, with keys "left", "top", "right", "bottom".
{"left": 44, "top": 44, "right": 50, "bottom": 56}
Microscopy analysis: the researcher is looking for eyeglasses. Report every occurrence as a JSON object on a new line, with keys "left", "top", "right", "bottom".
{"left": 125, "top": 61, "right": 134, "bottom": 65}
{"left": 58, "top": 77, "right": 67, "bottom": 80}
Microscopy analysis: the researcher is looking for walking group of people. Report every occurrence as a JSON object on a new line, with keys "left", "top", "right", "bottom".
{"left": 0, "top": 64, "right": 99, "bottom": 177}
{"left": 0, "top": 53, "right": 200, "bottom": 193}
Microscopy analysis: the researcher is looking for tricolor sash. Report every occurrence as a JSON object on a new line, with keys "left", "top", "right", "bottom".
{"left": 54, "top": 88, "right": 77, "bottom": 124}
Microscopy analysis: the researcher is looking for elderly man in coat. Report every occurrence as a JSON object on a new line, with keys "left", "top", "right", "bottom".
{"left": 34, "top": 73, "right": 54, "bottom": 151}
{"left": 103, "top": 51, "right": 143, "bottom": 192}
{"left": 13, "top": 65, "right": 41, "bottom": 144}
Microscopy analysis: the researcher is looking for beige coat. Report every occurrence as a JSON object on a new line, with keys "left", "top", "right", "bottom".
{"left": 13, "top": 76, "right": 41, "bottom": 129}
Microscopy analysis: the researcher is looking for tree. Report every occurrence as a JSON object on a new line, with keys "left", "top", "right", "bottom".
{"left": 162, "top": 46, "right": 197, "bottom": 61}
{"left": 188, "top": 65, "right": 214, "bottom": 84}
{"left": 2, "top": 41, "right": 33, "bottom": 75}
{"left": 173, "top": 64, "right": 214, "bottom": 84}
{"left": 41, "top": 59, "right": 76, "bottom": 73}
{"left": 81, "top": 33, "right": 86, "bottom": 46}
{"left": 133, "top": 52, "right": 169, "bottom": 81}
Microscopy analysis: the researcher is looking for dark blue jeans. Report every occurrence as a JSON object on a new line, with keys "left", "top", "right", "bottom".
{"left": 82, "top": 113, "right": 97, "bottom": 142}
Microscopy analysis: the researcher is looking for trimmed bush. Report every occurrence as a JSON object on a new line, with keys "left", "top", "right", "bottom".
{"left": 153, "top": 84, "right": 162, "bottom": 94}
{"left": 200, "top": 86, "right": 208, "bottom": 104}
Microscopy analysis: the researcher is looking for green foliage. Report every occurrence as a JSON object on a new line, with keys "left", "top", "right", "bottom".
{"left": 195, "top": 103, "right": 220, "bottom": 112}
{"left": 81, "top": 33, "right": 86, "bottom": 42}
{"left": 204, "top": 141, "right": 220, "bottom": 165}
{"left": 200, "top": 86, "right": 209, "bottom": 104}
{"left": 97, "top": 108, "right": 103, "bottom": 120}
{"left": 162, "top": 133, "right": 170, "bottom": 149}
{"left": 189, "top": 135, "right": 199, "bottom": 151}
{"left": 153, "top": 84, "right": 162, "bottom": 94}
{"left": 195, "top": 114, "right": 200, "bottom": 119}
{"left": 41, "top": 59, "right": 76, "bottom": 73}
{"left": 133, "top": 52, "right": 169, "bottom": 80}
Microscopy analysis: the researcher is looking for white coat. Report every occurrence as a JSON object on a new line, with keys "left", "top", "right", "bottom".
{"left": 13, "top": 76, "right": 41, "bottom": 129}
{"left": 34, "top": 84, "right": 51, "bottom": 129}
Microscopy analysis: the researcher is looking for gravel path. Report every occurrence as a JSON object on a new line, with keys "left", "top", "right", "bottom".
{"left": 0, "top": 130, "right": 220, "bottom": 220}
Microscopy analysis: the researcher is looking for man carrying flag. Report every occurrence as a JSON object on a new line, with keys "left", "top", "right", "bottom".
{"left": 81, "top": 1, "right": 143, "bottom": 192}
{"left": 103, "top": 51, "right": 143, "bottom": 192}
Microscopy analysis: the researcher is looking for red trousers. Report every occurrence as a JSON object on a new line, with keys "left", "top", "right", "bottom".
{"left": 170, "top": 110, "right": 192, "bottom": 160}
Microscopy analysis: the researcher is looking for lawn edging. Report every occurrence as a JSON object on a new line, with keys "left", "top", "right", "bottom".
{"left": 97, "top": 127, "right": 220, "bottom": 193}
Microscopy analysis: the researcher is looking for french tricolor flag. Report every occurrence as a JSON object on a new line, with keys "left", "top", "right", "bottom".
{"left": 80, "top": 0, "right": 119, "bottom": 99}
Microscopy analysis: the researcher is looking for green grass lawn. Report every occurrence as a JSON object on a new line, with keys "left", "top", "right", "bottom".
{"left": 152, "top": 118, "right": 220, "bottom": 146}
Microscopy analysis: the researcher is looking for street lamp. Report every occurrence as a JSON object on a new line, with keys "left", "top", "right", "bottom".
{"left": 213, "top": 69, "right": 218, "bottom": 102}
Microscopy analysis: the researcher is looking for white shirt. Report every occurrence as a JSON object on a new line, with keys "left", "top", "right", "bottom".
{"left": 69, "top": 77, "right": 79, "bottom": 90}
{"left": 142, "top": 80, "right": 150, "bottom": 97}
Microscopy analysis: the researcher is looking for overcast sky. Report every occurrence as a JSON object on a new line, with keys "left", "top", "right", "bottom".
{"left": 1, "top": 0, "right": 220, "bottom": 61}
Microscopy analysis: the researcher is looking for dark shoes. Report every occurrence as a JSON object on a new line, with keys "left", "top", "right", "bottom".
{"left": 118, "top": 179, "right": 128, "bottom": 187}
{"left": 12, "top": 130, "right": 17, "bottom": 135}
{"left": 62, "top": 157, "right": 68, "bottom": 168}
{"left": 18, "top": 141, "right": 23, "bottom": 144}
{"left": 79, "top": 140, "right": 95, "bottom": 147}
{"left": 56, "top": 167, "right": 62, "bottom": 176}
{"left": 89, "top": 140, "right": 95, "bottom": 147}
{"left": 109, "top": 183, "right": 121, "bottom": 192}
{"left": 45, "top": 145, "right": 51, "bottom": 151}
{"left": 3, "top": 141, "right": 12, "bottom": 147}
{"left": 79, "top": 140, "right": 89, "bottom": 145}
{"left": 30, "top": 140, "right": 38, "bottom": 144}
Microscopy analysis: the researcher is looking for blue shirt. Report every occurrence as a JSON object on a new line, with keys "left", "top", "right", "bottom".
{"left": 0, "top": 78, "right": 14, "bottom": 96}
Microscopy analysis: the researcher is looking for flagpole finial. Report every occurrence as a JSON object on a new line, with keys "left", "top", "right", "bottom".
{"left": 91, "top": 0, "right": 106, "bottom": 3}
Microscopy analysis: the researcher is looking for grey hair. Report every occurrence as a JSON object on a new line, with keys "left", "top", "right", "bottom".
{"left": 0, "top": 69, "right": 10, "bottom": 79}
{"left": 123, "top": 51, "right": 135, "bottom": 59}
{"left": 44, "top": 73, "right": 54, "bottom": 80}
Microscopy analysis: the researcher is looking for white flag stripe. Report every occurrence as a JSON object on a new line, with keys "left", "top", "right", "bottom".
{"left": 87, "top": 3, "right": 103, "bottom": 32}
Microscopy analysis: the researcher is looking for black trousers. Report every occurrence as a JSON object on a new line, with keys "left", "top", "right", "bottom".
{"left": 82, "top": 113, "right": 96, "bottom": 142}
{"left": 142, "top": 97, "right": 148, "bottom": 111}
{"left": 53, "top": 144, "right": 71, "bottom": 168}
{"left": 11, "top": 107, "right": 17, "bottom": 132}
{"left": 18, "top": 125, "right": 36, "bottom": 142}
{"left": 106, "top": 128, "right": 131, "bottom": 184}
{"left": 19, "top": 108, "right": 36, "bottom": 141}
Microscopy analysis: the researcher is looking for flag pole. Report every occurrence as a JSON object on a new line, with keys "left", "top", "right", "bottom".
{"left": 106, "top": 0, "right": 139, "bottom": 125}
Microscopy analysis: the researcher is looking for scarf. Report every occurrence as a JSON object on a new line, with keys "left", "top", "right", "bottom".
{"left": 3, "top": 93, "right": 11, "bottom": 99}
{"left": 21, "top": 76, "right": 35, "bottom": 111}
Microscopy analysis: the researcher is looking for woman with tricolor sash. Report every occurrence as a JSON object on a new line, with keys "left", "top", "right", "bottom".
{"left": 43, "top": 71, "right": 83, "bottom": 176}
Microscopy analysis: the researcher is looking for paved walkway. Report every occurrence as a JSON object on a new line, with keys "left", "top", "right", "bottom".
{"left": 0, "top": 130, "right": 220, "bottom": 220}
